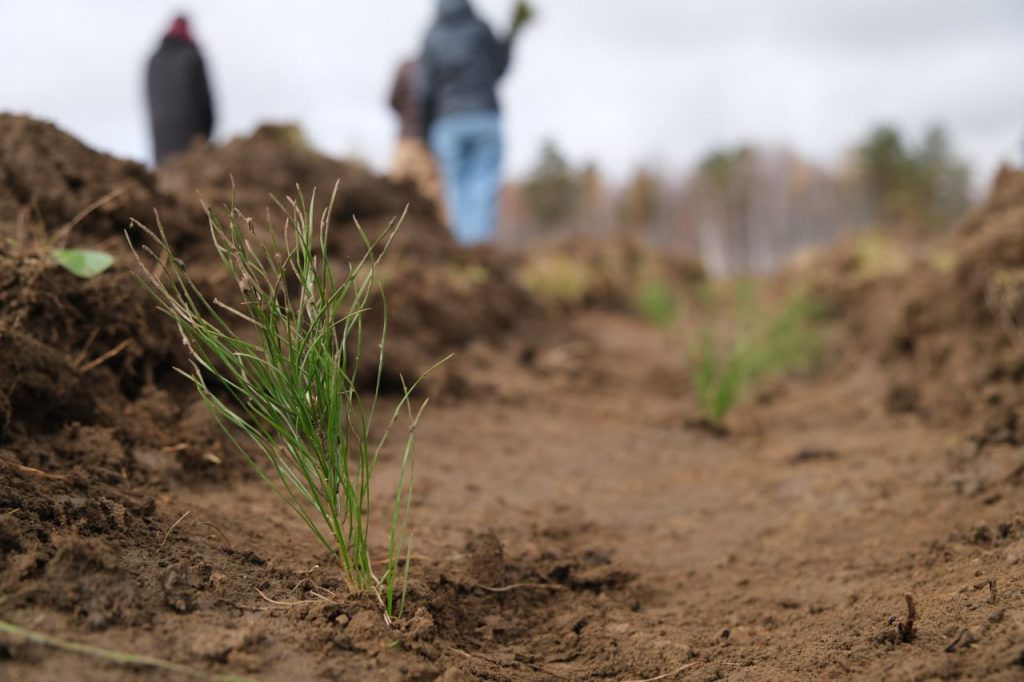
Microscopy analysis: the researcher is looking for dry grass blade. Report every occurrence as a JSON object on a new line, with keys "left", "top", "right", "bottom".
{"left": 254, "top": 588, "right": 321, "bottom": 607}
{"left": 1, "top": 460, "right": 66, "bottom": 480}
{"left": 195, "top": 520, "right": 234, "bottom": 550}
{"left": 49, "top": 187, "right": 126, "bottom": 245}
{"left": 0, "top": 619, "right": 254, "bottom": 682}
{"left": 77, "top": 338, "right": 132, "bottom": 373}
{"left": 472, "top": 582, "right": 566, "bottom": 593}
{"left": 623, "top": 662, "right": 697, "bottom": 682}
{"left": 159, "top": 511, "right": 192, "bottom": 550}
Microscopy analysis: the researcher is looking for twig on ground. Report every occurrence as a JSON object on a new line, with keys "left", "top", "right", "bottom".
{"left": 471, "top": 582, "right": 567, "bottom": 593}
{"left": 158, "top": 511, "right": 191, "bottom": 550}
{"left": 1, "top": 460, "right": 66, "bottom": 480}
{"left": 623, "top": 662, "right": 697, "bottom": 682}
{"left": 308, "top": 588, "right": 339, "bottom": 602}
{"left": 77, "top": 339, "right": 132, "bottom": 373}
{"left": 898, "top": 593, "right": 917, "bottom": 643}
{"left": 0, "top": 618, "right": 253, "bottom": 681}
{"left": 194, "top": 520, "right": 234, "bottom": 550}
{"left": 254, "top": 587, "right": 321, "bottom": 607}
{"left": 214, "top": 597, "right": 267, "bottom": 613}
{"left": 71, "top": 328, "right": 100, "bottom": 368}
{"left": 289, "top": 578, "right": 313, "bottom": 593}
{"left": 989, "top": 578, "right": 997, "bottom": 605}
{"left": 50, "top": 187, "right": 126, "bottom": 245}
{"left": 945, "top": 627, "right": 979, "bottom": 653}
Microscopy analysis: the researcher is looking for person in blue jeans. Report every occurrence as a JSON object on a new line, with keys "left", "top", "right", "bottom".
{"left": 418, "top": 0, "right": 533, "bottom": 245}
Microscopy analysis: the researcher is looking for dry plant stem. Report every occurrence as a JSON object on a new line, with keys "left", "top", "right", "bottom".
{"left": 71, "top": 328, "right": 101, "bottom": 367}
{"left": 195, "top": 520, "right": 234, "bottom": 549}
{"left": 254, "top": 587, "right": 321, "bottom": 607}
{"left": 77, "top": 338, "right": 132, "bottom": 373}
{"left": 472, "top": 582, "right": 566, "bottom": 593}
{"left": 159, "top": 511, "right": 191, "bottom": 550}
{"left": 898, "top": 593, "right": 917, "bottom": 643}
{"left": 0, "top": 619, "right": 253, "bottom": 682}
{"left": 1, "top": 460, "right": 65, "bottom": 480}
{"left": 49, "top": 187, "right": 126, "bottom": 245}
{"left": 623, "top": 662, "right": 698, "bottom": 682}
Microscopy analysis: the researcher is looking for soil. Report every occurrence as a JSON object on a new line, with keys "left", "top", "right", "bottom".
{"left": 155, "top": 124, "right": 451, "bottom": 263}
{"left": 3, "top": 117, "right": 1024, "bottom": 681}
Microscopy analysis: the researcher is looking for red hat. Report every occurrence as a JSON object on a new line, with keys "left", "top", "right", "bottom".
{"left": 167, "top": 16, "right": 194, "bottom": 44}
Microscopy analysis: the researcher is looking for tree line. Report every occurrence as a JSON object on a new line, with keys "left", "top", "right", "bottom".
{"left": 499, "top": 125, "right": 970, "bottom": 274}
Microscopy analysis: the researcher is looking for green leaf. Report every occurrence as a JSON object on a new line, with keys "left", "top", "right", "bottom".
{"left": 52, "top": 248, "right": 115, "bottom": 279}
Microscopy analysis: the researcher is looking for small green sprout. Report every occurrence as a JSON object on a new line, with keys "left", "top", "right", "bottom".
{"left": 52, "top": 248, "right": 114, "bottom": 278}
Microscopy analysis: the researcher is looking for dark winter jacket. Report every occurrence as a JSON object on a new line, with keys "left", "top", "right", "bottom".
{"left": 417, "top": 0, "right": 512, "bottom": 132}
{"left": 390, "top": 60, "right": 425, "bottom": 139}
{"left": 147, "top": 37, "right": 213, "bottom": 164}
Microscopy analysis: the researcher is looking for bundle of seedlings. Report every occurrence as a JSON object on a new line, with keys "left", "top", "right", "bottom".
{"left": 129, "top": 186, "right": 438, "bottom": 623}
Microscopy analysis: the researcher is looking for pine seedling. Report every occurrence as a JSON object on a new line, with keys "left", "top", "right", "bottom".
{"left": 691, "top": 332, "right": 752, "bottom": 424}
{"left": 128, "top": 186, "right": 438, "bottom": 622}
{"left": 688, "top": 290, "right": 822, "bottom": 425}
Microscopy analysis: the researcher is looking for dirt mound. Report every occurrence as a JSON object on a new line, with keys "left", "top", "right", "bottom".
{"left": 816, "top": 168, "right": 1024, "bottom": 427}
{"left": 0, "top": 248, "right": 178, "bottom": 439}
{"left": 0, "top": 115, "right": 540, "bottom": 392}
{"left": 0, "top": 116, "right": 676, "bottom": 682}
{"left": 803, "top": 167, "right": 1024, "bottom": 513}
{"left": 886, "top": 168, "right": 1024, "bottom": 419}
{"left": 157, "top": 124, "right": 453, "bottom": 262}
{"left": 0, "top": 242, "right": 227, "bottom": 489}
{"left": 0, "top": 114, "right": 204, "bottom": 254}
{"left": 151, "top": 124, "right": 543, "bottom": 386}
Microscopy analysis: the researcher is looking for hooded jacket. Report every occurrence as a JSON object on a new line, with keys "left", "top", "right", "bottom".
{"left": 146, "top": 31, "right": 214, "bottom": 164}
{"left": 417, "top": 0, "right": 511, "bottom": 131}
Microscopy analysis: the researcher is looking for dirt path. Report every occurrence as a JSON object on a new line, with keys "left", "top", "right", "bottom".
{"left": 4, "top": 312, "right": 1024, "bottom": 681}
{"left": 396, "top": 312, "right": 1022, "bottom": 680}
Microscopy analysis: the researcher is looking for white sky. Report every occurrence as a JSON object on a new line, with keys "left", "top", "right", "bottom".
{"left": 1, "top": 0, "right": 1022, "bottom": 190}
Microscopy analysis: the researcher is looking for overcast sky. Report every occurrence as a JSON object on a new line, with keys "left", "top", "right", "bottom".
{"left": 1, "top": 1, "right": 1022, "bottom": 190}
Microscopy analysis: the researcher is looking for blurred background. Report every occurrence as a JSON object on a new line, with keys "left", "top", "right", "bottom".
{"left": 3, "top": 0, "right": 1023, "bottom": 272}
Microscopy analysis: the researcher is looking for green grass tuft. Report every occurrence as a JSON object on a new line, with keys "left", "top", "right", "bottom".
{"left": 128, "top": 185, "right": 440, "bottom": 622}
{"left": 634, "top": 276, "right": 677, "bottom": 327}
{"left": 689, "top": 289, "right": 823, "bottom": 425}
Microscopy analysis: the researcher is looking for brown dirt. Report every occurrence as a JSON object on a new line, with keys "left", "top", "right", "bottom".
{"left": 0, "top": 115, "right": 540, "bottom": 389}
{"left": 153, "top": 123, "right": 542, "bottom": 388}
{"left": 3, "top": 119, "right": 1024, "bottom": 681}
{"left": 0, "top": 115, "right": 206, "bottom": 257}
{"left": 155, "top": 124, "right": 451, "bottom": 263}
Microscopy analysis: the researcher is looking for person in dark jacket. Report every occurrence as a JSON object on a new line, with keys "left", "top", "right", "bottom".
{"left": 417, "top": 0, "right": 533, "bottom": 245}
{"left": 146, "top": 16, "right": 214, "bottom": 165}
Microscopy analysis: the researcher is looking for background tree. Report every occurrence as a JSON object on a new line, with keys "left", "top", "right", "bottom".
{"left": 617, "top": 168, "right": 663, "bottom": 234}
{"left": 521, "top": 141, "right": 581, "bottom": 230}
{"left": 855, "top": 124, "right": 969, "bottom": 230}
{"left": 916, "top": 126, "right": 970, "bottom": 227}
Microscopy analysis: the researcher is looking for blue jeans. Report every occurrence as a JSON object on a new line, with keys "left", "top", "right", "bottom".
{"left": 429, "top": 111, "right": 502, "bottom": 245}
